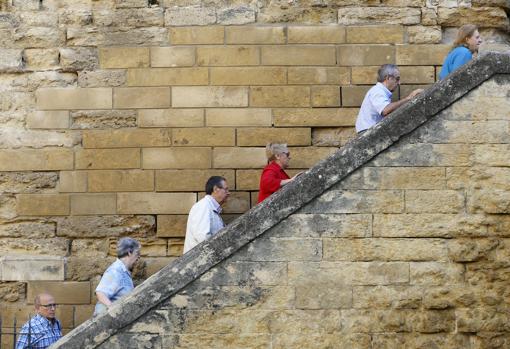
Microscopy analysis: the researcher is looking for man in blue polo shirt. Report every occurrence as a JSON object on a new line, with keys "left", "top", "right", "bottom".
{"left": 355, "top": 64, "right": 423, "bottom": 133}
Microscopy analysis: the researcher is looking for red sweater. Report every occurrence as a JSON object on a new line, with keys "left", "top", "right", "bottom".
{"left": 257, "top": 161, "right": 290, "bottom": 203}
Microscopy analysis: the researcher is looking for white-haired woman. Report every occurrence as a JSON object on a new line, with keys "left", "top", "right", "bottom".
{"left": 257, "top": 143, "right": 301, "bottom": 203}
{"left": 94, "top": 237, "right": 141, "bottom": 315}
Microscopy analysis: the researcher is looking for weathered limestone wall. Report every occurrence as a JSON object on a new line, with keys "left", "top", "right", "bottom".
{"left": 53, "top": 62, "right": 510, "bottom": 348}
{"left": 0, "top": 0, "right": 508, "bottom": 345}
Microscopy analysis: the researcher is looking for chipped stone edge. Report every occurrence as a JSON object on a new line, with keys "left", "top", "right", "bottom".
{"left": 51, "top": 52, "right": 510, "bottom": 349}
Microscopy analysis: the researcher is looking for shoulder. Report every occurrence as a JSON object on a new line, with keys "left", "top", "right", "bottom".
{"left": 452, "top": 46, "right": 472, "bottom": 57}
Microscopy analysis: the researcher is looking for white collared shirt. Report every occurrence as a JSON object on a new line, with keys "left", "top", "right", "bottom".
{"left": 355, "top": 82, "right": 392, "bottom": 132}
{"left": 183, "top": 195, "right": 225, "bottom": 253}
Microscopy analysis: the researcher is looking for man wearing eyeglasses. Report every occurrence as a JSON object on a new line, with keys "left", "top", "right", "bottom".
{"left": 183, "top": 176, "right": 230, "bottom": 253}
{"left": 355, "top": 64, "right": 423, "bottom": 134}
{"left": 16, "top": 293, "right": 62, "bottom": 349}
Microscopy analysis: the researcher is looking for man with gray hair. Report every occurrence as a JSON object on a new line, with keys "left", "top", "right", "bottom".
{"left": 94, "top": 237, "right": 141, "bottom": 315}
{"left": 355, "top": 64, "right": 423, "bottom": 133}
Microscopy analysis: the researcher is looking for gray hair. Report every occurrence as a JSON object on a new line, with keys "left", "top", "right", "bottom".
{"left": 377, "top": 64, "right": 399, "bottom": 83}
{"left": 266, "top": 142, "right": 288, "bottom": 161}
{"left": 117, "top": 237, "right": 140, "bottom": 258}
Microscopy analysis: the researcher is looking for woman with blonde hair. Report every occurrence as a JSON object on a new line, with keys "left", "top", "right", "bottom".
{"left": 257, "top": 143, "right": 302, "bottom": 203}
{"left": 439, "top": 24, "right": 482, "bottom": 80}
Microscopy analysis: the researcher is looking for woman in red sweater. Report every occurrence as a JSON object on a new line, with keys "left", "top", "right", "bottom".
{"left": 257, "top": 143, "right": 301, "bottom": 203}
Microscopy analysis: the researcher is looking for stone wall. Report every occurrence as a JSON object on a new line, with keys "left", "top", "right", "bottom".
{"left": 0, "top": 0, "right": 509, "bottom": 346}
{"left": 51, "top": 54, "right": 510, "bottom": 348}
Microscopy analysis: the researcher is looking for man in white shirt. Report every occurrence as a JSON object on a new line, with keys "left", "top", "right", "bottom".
{"left": 183, "top": 176, "right": 230, "bottom": 253}
{"left": 355, "top": 64, "right": 423, "bottom": 133}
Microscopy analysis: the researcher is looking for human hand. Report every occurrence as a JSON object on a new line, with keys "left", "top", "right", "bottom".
{"left": 407, "top": 89, "right": 424, "bottom": 100}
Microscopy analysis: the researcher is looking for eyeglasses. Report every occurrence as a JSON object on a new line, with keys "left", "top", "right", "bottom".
{"left": 40, "top": 303, "right": 57, "bottom": 309}
{"left": 389, "top": 75, "right": 401, "bottom": 81}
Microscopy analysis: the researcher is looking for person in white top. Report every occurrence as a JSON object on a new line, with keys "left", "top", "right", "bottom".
{"left": 355, "top": 64, "right": 424, "bottom": 133}
{"left": 183, "top": 176, "right": 230, "bottom": 253}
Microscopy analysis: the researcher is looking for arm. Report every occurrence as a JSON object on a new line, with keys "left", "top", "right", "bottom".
{"left": 280, "top": 172, "right": 303, "bottom": 186}
{"left": 381, "top": 89, "right": 423, "bottom": 117}
{"left": 188, "top": 202, "right": 214, "bottom": 243}
{"left": 95, "top": 291, "right": 113, "bottom": 308}
{"left": 450, "top": 49, "right": 473, "bottom": 72}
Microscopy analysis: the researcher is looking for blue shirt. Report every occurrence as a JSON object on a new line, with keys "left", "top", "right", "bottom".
{"left": 355, "top": 82, "right": 392, "bottom": 132}
{"left": 16, "top": 314, "right": 61, "bottom": 349}
{"left": 439, "top": 46, "right": 472, "bottom": 80}
{"left": 183, "top": 195, "right": 225, "bottom": 253}
{"left": 94, "top": 259, "right": 134, "bottom": 315}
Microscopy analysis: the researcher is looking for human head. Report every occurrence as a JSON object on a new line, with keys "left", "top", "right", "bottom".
{"left": 454, "top": 24, "right": 482, "bottom": 53}
{"left": 205, "top": 176, "right": 229, "bottom": 204}
{"left": 35, "top": 293, "right": 57, "bottom": 320}
{"left": 117, "top": 237, "right": 141, "bottom": 269}
{"left": 377, "top": 64, "right": 400, "bottom": 92}
{"left": 266, "top": 142, "right": 291, "bottom": 169}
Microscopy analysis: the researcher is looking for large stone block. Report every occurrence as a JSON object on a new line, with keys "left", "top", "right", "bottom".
{"left": 26, "top": 111, "right": 69, "bottom": 129}
{"left": 206, "top": 109, "right": 272, "bottom": 127}
{"left": 288, "top": 67, "right": 350, "bottom": 85}
{"left": 150, "top": 47, "right": 195, "bottom": 67}
{"left": 468, "top": 189, "right": 510, "bottom": 214}
{"left": 77, "top": 70, "right": 126, "bottom": 88}
{"left": 210, "top": 67, "right": 286, "bottom": 85}
{"left": 250, "top": 86, "right": 310, "bottom": 107}
{"left": 287, "top": 26, "right": 345, "bottom": 44}
{"left": 142, "top": 147, "right": 211, "bottom": 169}
{"left": 71, "top": 194, "right": 116, "bottom": 215}
{"left": 127, "top": 68, "right": 208, "bottom": 86}
{"left": 164, "top": 6, "right": 216, "bottom": 26}
{"left": 17, "top": 194, "right": 70, "bottom": 216}
{"left": 338, "top": 7, "right": 421, "bottom": 25}
{"left": 339, "top": 167, "right": 446, "bottom": 189}
{"left": 27, "top": 281, "right": 91, "bottom": 304}
{"left": 88, "top": 170, "right": 154, "bottom": 192}
{"left": 323, "top": 238, "right": 448, "bottom": 261}
{"left": 410, "top": 262, "right": 464, "bottom": 286}
{"left": 237, "top": 128, "right": 311, "bottom": 146}
{"left": 438, "top": 7, "right": 509, "bottom": 28}
{"left": 351, "top": 66, "right": 435, "bottom": 84}
{"left": 157, "top": 215, "right": 188, "bottom": 238}
{"left": 212, "top": 147, "right": 266, "bottom": 168}
{"left": 288, "top": 261, "right": 410, "bottom": 286}
{"left": 70, "top": 109, "right": 136, "bottom": 129}
{"left": 346, "top": 25, "right": 404, "bottom": 44}
{"left": 1, "top": 255, "right": 65, "bottom": 281}
{"left": 312, "top": 85, "right": 341, "bottom": 107}
{"left": 0, "top": 49, "right": 23, "bottom": 72}
{"left": 287, "top": 147, "right": 337, "bottom": 168}
{"left": 172, "top": 128, "right": 236, "bottom": 147}
{"left": 169, "top": 26, "right": 224, "bottom": 45}
{"left": 341, "top": 85, "right": 371, "bottom": 107}
{"left": 59, "top": 171, "right": 87, "bottom": 193}
{"left": 113, "top": 87, "right": 171, "bottom": 109}
{"left": 83, "top": 128, "right": 171, "bottom": 148}
{"left": 302, "top": 190, "right": 404, "bottom": 214}
{"left": 59, "top": 47, "right": 99, "bottom": 72}
{"left": 225, "top": 26, "right": 285, "bottom": 44}
{"left": 261, "top": 46, "right": 336, "bottom": 66}
{"left": 76, "top": 148, "right": 141, "bottom": 169}
{"left": 138, "top": 109, "right": 204, "bottom": 128}
{"left": 258, "top": 6, "right": 337, "bottom": 24}
{"left": 271, "top": 213, "right": 372, "bottom": 238}
{"left": 373, "top": 214, "right": 490, "bottom": 238}
{"left": 24, "top": 48, "right": 60, "bottom": 71}
{"left": 273, "top": 108, "right": 358, "bottom": 127}
{"left": 473, "top": 144, "right": 510, "bottom": 166}
{"left": 407, "top": 25, "right": 442, "bottom": 44}
{"left": 312, "top": 127, "right": 357, "bottom": 147}
{"left": 172, "top": 86, "right": 248, "bottom": 107}
{"left": 94, "top": 7, "right": 163, "bottom": 27}
{"left": 405, "top": 190, "right": 465, "bottom": 213}
{"left": 117, "top": 192, "right": 196, "bottom": 214}
{"left": 338, "top": 45, "right": 395, "bottom": 66}
{"left": 155, "top": 169, "right": 234, "bottom": 191}
{"left": 55, "top": 215, "right": 155, "bottom": 238}
{"left": 396, "top": 45, "right": 451, "bottom": 65}
{"left": 352, "top": 285, "right": 422, "bottom": 309}
{"left": 0, "top": 149, "right": 73, "bottom": 171}
{"left": 233, "top": 237, "right": 322, "bottom": 262}
{"left": 197, "top": 46, "right": 259, "bottom": 66}
{"left": 36, "top": 88, "right": 112, "bottom": 110}
{"left": 217, "top": 5, "right": 255, "bottom": 25}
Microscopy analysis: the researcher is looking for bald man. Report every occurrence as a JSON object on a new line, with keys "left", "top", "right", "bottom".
{"left": 16, "top": 293, "right": 62, "bottom": 349}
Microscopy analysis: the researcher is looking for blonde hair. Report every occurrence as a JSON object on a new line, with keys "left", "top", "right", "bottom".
{"left": 453, "top": 24, "right": 478, "bottom": 51}
{"left": 266, "top": 143, "right": 288, "bottom": 161}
